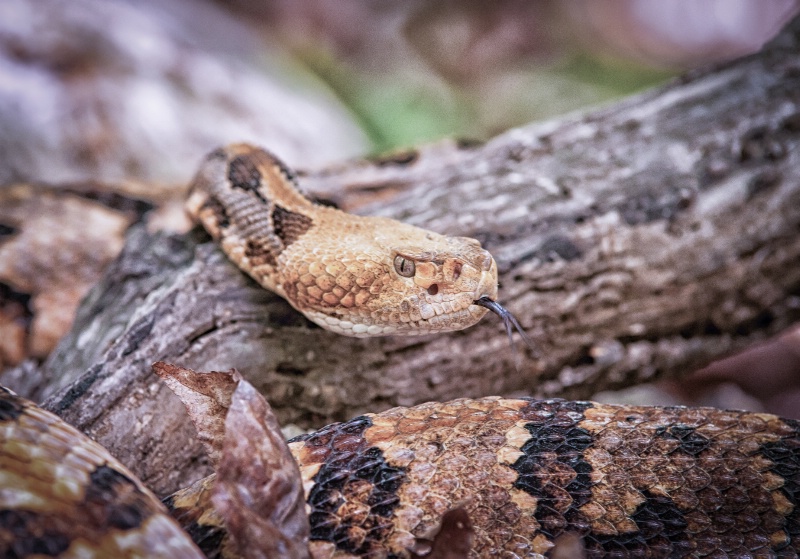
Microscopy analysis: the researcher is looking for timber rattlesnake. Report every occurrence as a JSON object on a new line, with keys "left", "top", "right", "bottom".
{"left": 0, "top": 145, "right": 798, "bottom": 558}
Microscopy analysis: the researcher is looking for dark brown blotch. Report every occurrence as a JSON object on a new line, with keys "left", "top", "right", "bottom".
{"left": 229, "top": 155, "right": 268, "bottom": 204}
{"left": 272, "top": 205, "right": 313, "bottom": 247}
{"left": 84, "top": 465, "right": 152, "bottom": 530}
{"left": 200, "top": 196, "right": 230, "bottom": 230}
{"left": 244, "top": 238, "right": 277, "bottom": 267}
{"left": 0, "top": 509, "right": 72, "bottom": 557}
{"left": 0, "top": 388, "right": 25, "bottom": 422}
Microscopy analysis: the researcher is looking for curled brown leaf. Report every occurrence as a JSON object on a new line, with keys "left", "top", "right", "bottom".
{"left": 211, "top": 379, "right": 310, "bottom": 559}
{"left": 152, "top": 361, "right": 240, "bottom": 467}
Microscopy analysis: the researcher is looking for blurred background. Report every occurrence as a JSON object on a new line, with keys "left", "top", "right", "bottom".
{"left": 1, "top": 0, "right": 798, "bottom": 185}
{"left": 230, "top": 0, "right": 800, "bottom": 151}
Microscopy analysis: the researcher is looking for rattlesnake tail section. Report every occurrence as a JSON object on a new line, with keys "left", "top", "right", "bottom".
{"left": 0, "top": 387, "right": 203, "bottom": 558}
{"left": 185, "top": 144, "right": 316, "bottom": 292}
{"left": 167, "top": 397, "right": 800, "bottom": 558}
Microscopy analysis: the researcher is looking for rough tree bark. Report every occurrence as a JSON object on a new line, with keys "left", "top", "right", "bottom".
{"left": 41, "top": 18, "right": 800, "bottom": 495}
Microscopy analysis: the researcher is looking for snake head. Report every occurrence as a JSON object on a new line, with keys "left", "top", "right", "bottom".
{"left": 294, "top": 214, "right": 499, "bottom": 337}
{"left": 390, "top": 236, "right": 498, "bottom": 317}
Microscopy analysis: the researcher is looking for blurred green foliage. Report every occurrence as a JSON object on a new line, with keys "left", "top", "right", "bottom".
{"left": 300, "top": 47, "right": 674, "bottom": 153}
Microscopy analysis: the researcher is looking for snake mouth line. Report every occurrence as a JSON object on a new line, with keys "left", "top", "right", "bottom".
{"left": 473, "top": 296, "right": 537, "bottom": 356}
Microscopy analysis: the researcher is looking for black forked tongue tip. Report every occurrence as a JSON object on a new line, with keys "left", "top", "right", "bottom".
{"left": 474, "top": 296, "right": 539, "bottom": 359}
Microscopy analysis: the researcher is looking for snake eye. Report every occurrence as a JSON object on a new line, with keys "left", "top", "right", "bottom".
{"left": 394, "top": 255, "right": 416, "bottom": 277}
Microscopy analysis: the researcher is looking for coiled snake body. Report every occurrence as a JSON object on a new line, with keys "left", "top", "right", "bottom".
{"left": 164, "top": 395, "right": 800, "bottom": 558}
{"left": 3, "top": 386, "right": 799, "bottom": 558}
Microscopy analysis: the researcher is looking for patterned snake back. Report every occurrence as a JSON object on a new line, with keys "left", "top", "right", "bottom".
{"left": 0, "top": 387, "right": 203, "bottom": 558}
{"left": 166, "top": 396, "right": 800, "bottom": 558}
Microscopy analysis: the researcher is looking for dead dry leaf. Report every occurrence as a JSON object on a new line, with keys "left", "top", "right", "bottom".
{"left": 411, "top": 506, "right": 473, "bottom": 559}
{"left": 547, "top": 533, "right": 586, "bottom": 559}
{"left": 152, "top": 361, "right": 240, "bottom": 467}
{"left": 211, "top": 377, "right": 310, "bottom": 559}
{"left": 155, "top": 362, "right": 310, "bottom": 558}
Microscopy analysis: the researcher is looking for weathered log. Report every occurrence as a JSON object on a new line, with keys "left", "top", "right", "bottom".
{"left": 42, "top": 17, "right": 800, "bottom": 494}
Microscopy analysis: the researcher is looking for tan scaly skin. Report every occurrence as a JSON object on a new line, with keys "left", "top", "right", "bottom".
{"left": 186, "top": 144, "right": 503, "bottom": 337}
{"left": 0, "top": 387, "right": 204, "bottom": 558}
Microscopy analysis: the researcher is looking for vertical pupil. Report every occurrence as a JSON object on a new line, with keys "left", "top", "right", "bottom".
{"left": 395, "top": 255, "right": 415, "bottom": 277}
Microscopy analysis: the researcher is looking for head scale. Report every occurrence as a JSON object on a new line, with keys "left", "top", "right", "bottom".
{"left": 288, "top": 214, "right": 499, "bottom": 337}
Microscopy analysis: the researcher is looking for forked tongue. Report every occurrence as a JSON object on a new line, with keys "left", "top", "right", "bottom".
{"left": 474, "top": 296, "right": 538, "bottom": 360}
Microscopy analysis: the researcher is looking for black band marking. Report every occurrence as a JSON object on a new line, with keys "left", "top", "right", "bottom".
{"left": 272, "top": 205, "right": 313, "bottom": 248}
{"left": 228, "top": 155, "right": 268, "bottom": 204}
{"left": 513, "top": 401, "right": 595, "bottom": 539}
{"left": 589, "top": 491, "right": 691, "bottom": 557}
{"left": 303, "top": 416, "right": 407, "bottom": 556}
{"left": 655, "top": 424, "right": 711, "bottom": 455}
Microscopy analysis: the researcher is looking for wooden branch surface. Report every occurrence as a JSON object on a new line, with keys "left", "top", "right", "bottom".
{"left": 42, "top": 19, "right": 800, "bottom": 495}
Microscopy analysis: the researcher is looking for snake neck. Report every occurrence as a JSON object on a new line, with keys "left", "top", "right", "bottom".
{"left": 223, "top": 143, "right": 317, "bottom": 212}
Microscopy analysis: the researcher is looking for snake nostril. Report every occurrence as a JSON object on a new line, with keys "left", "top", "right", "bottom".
{"left": 427, "top": 284, "right": 439, "bottom": 296}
